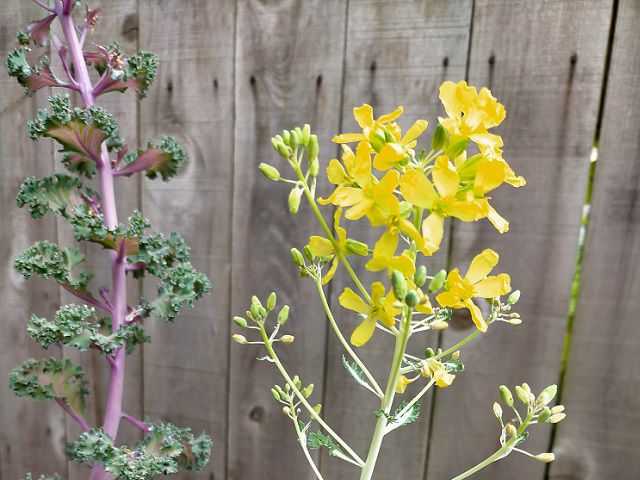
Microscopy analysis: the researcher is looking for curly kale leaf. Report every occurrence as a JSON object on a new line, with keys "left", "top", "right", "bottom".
{"left": 6, "top": 47, "right": 62, "bottom": 94}
{"left": 116, "top": 136, "right": 187, "bottom": 181}
{"left": 69, "top": 207, "right": 148, "bottom": 253}
{"left": 9, "top": 358, "right": 89, "bottom": 415}
{"left": 21, "top": 474, "right": 61, "bottom": 480}
{"left": 143, "top": 262, "right": 212, "bottom": 322}
{"left": 28, "top": 94, "right": 123, "bottom": 162}
{"left": 68, "top": 423, "right": 211, "bottom": 478}
{"left": 128, "top": 230, "right": 190, "bottom": 278}
{"left": 28, "top": 304, "right": 95, "bottom": 350}
{"left": 14, "top": 240, "right": 96, "bottom": 302}
{"left": 16, "top": 173, "right": 86, "bottom": 219}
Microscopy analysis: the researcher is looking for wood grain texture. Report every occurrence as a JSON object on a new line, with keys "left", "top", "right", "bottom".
{"left": 139, "top": 1, "right": 236, "bottom": 479}
{"left": 549, "top": 2, "right": 640, "bottom": 479}
{"left": 0, "top": 2, "right": 67, "bottom": 478}
{"left": 425, "top": 1, "right": 613, "bottom": 479}
{"left": 319, "top": 1, "right": 473, "bottom": 478}
{"left": 227, "top": 1, "right": 347, "bottom": 478}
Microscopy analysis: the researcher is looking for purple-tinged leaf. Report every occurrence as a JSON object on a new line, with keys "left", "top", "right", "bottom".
{"left": 26, "top": 14, "right": 56, "bottom": 45}
{"left": 48, "top": 120, "right": 107, "bottom": 162}
{"left": 115, "top": 137, "right": 187, "bottom": 181}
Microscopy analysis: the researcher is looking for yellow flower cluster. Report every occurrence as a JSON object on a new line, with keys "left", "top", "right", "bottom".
{"left": 313, "top": 81, "right": 522, "bottom": 346}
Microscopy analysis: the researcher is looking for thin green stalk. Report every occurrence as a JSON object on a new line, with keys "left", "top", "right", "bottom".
{"left": 293, "top": 163, "right": 371, "bottom": 302}
{"left": 399, "top": 329, "right": 481, "bottom": 375}
{"left": 450, "top": 413, "right": 533, "bottom": 480}
{"left": 393, "top": 379, "right": 435, "bottom": 424}
{"left": 359, "top": 309, "right": 413, "bottom": 480}
{"left": 314, "top": 278, "right": 383, "bottom": 398}
{"left": 259, "top": 325, "right": 365, "bottom": 467}
{"left": 291, "top": 406, "right": 325, "bottom": 480}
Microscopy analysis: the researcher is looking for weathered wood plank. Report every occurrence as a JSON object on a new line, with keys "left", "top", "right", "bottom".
{"left": 139, "top": 2, "right": 236, "bottom": 479}
{"left": 227, "top": 1, "right": 347, "bottom": 478}
{"left": 0, "top": 2, "right": 67, "bottom": 478}
{"left": 425, "top": 1, "right": 613, "bottom": 479}
{"left": 549, "top": 2, "right": 640, "bottom": 478}
{"left": 319, "top": 1, "right": 473, "bottom": 478}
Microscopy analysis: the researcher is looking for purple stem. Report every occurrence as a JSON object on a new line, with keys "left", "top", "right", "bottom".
{"left": 61, "top": 284, "right": 111, "bottom": 313}
{"left": 55, "top": 398, "right": 90, "bottom": 432}
{"left": 121, "top": 412, "right": 149, "bottom": 433}
{"left": 57, "top": 6, "right": 128, "bottom": 480}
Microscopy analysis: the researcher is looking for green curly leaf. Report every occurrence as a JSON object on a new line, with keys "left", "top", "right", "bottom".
{"left": 6, "top": 47, "right": 61, "bottom": 94}
{"left": 116, "top": 136, "right": 187, "bottom": 181}
{"left": 16, "top": 173, "right": 85, "bottom": 219}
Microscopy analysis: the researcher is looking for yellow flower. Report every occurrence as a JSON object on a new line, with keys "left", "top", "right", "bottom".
{"left": 420, "top": 358, "right": 455, "bottom": 388}
{"left": 436, "top": 249, "right": 511, "bottom": 332}
{"left": 319, "top": 143, "right": 372, "bottom": 206}
{"left": 395, "top": 374, "right": 419, "bottom": 394}
{"left": 339, "top": 282, "right": 400, "bottom": 347}
{"left": 372, "top": 119, "right": 428, "bottom": 170}
{"left": 400, "top": 157, "right": 490, "bottom": 253}
{"left": 307, "top": 208, "right": 367, "bottom": 284}
{"left": 439, "top": 80, "right": 506, "bottom": 151}
{"left": 333, "top": 103, "right": 404, "bottom": 146}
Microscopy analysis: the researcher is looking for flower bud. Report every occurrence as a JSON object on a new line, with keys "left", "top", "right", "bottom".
{"left": 267, "top": 292, "right": 277, "bottom": 311}
{"left": 540, "top": 384, "right": 557, "bottom": 404}
{"left": 369, "top": 129, "right": 386, "bottom": 153}
{"left": 289, "top": 129, "right": 300, "bottom": 147}
{"left": 493, "top": 402, "right": 503, "bottom": 418}
{"left": 288, "top": 187, "right": 303, "bottom": 213}
{"left": 293, "top": 375, "right": 301, "bottom": 389}
{"left": 303, "top": 245, "right": 314, "bottom": 262}
{"left": 424, "top": 347, "right": 435, "bottom": 358}
{"left": 537, "top": 407, "right": 551, "bottom": 423}
{"left": 313, "top": 404, "right": 322, "bottom": 415}
{"left": 291, "top": 248, "right": 305, "bottom": 267}
{"left": 277, "top": 142, "right": 292, "bottom": 159}
{"left": 271, "top": 137, "right": 281, "bottom": 152}
{"left": 382, "top": 127, "right": 395, "bottom": 143}
{"left": 271, "top": 388, "right": 280, "bottom": 400}
{"left": 309, "top": 157, "right": 320, "bottom": 177}
{"left": 431, "top": 320, "right": 449, "bottom": 330}
{"left": 535, "top": 453, "right": 555, "bottom": 463}
{"left": 391, "top": 271, "right": 408, "bottom": 300}
{"left": 450, "top": 350, "right": 460, "bottom": 361}
{"left": 445, "top": 137, "right": 469, "bottom": 159}
{"left": 250, "top": 295, "right": 263, "bottom": 318}
{"left": 301, "top": 124, "right": 311, "bottom": 145}
{"left": 233, "top": 316, "right": 248, "bottom": 328}
{"left": 431, "top": 123, "right": 447, "bottom": 150}
{"left": 414, "top": 265, "right": 427, "bottom": 287}
{"left": 302, "top": 383, "right": 314, "bottom": 398}
{"left": 505, "top": 424, "right": 518, "bottom": 438}
{"left": 507, "top": 318, "right": 523, "bottom": 325}
{"left": 549, "top": 413, "right": 566, "bottom": 424}
{"left": 499, "top": 385, "right": 514, "bottom": 407}
{"left": 508, "top": 290, "right": 521, "bottom": 304}
{"left": 258, "top": 162, "right": 281, "bottom": 181}
{"left": 515, "top": 385, "right": 530, "bottom": 405}
{"left": 232, "top": 334, "right": 248, "bottom": 344}
{"left": 280, "top": 334, "right": 295, "bottom": 344}
{"left": 277, "top": 305, "right": 290, "bottom": 325}
{"left": 522, "top": 383, "right": 531, "bottom": 393}
{"left": 282, "top": 130, "right": 291, "bottom": 146}
{"left": 550, "top": 405, "right": 565, "bottom": 415}
{"left": 428, "top": 270, "right": 447, "bottom": 294}
{"left": 282, "top": 406, "right": 291, "bottom": 416}
{"left": 405, "top": 290, "right": 419, "bottom": 307}
{"left": 307, "top": 134, "right": 319, "bottom": 161}
{"left": 346, "top": 239, "right": 369, "bottom": 256}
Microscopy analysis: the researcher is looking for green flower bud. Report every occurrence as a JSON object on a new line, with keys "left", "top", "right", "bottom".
{"left": 508, "top": 290, "right": 521, "bottom": 305}
{"left": 250, "top": 295, "right": 262, "bottom": 318}
{"left": 405, "top": 290, "right": 419, "bottom": 307}
{"left": 445, "top": 137, "right": 469, "bottom": 159}
{"left": 515, "top": 385, "right": 530, "bottom": 405}
{"left": 307, "top": 134, "right": 319, "bottom": 161}
{"left": 282, "top": 130, "right": 291, "bottom": 146}
{"left": 499, "top": 385, "right": 514, "bottom": 407}
{"left": 535, "top": 453, "right": 555, "bottom": 463}
{"left": 302, "top": 124, "right": 311, "bottom": 145}
{"left": 414, "top": 265, "right": 427, "bottom": 287}
{"left": 313, "top": 404, "right": 322, "bottom": 415}
{"left": 258, "top": 162, "right": 281, "bottom": 181}
{"left": 391, "top": 271, "right": 408, "bottom": 300}
{"left": 369, "top": 129, "right": 386, "bottom": 153}
{"left": 302, "top": 383, "right": 314, "bottom": 398}
{"left": 293, "top": 375, "right": 301, "bottom": 389}
{"left": 450, "top": 350, "right": 460, "bottom": 361}
{"left": 538, "top": 407, "right": 551, "bottom": 423}
{"left": 457, "top": 154, "right": 483, "bottom": 180}
{"left": 345, "top": 238, "right": 369, "bottom": 256}
{"left": 550, "top": 405, "right": 565, "bottom": 415}
{"left": 277, "top": 142, "right": 291, "bottom": 159}
{"left": 267, "top": 292, "right": 277, "bottom": 311}
{"left": 280, "top": 334, "right": 295, "bottom": 344}
{"left": 233, "top": 316, "right": 248, "bottom": 328}
{"left": 289, "top": 187, "right": 303, "bottom": 213}
{"left": 431, "top": 123, "right": 447, "bottom": 150}
{"left": 382, "top": 127, "right": 395, "bottom": 143}
{"left": 290, "top": 248, "right": 305, "bottom": 267}
{"left": 540, "top": 384, "right": 557, "bottom": 404}
{"left": 277, "top": 305, "right": 290, "bottom": 325}
{"left": 428, "top": 269, "right": 447, "bottom": 294}
{"left": 271, "top": 387, "right": 280, "bottom": 400}
{"left": 549, "top": 413, "right": 566, "bottom": 424}
{"left": 309, "top": 157, "right": 320, "bottom": 177}
{"left": 289, "top": 129, "right": 300, "bottom": 147}
{"left": 505, "top": 424, "right": 518, "bottom": 438}
{"left": 303, "top": 245, "right": 314, "bottom": 262}
{"left": 493, "top": 402, "right": 503, "bottom": 419}
{"left": 424, "top": 347, "right": 435, "bottom": 358}
{"left": 232, "top": 334, "right": 248, "bottom": 344}
{"left": 271, "top": 137, "right": 281, "bottom": 152}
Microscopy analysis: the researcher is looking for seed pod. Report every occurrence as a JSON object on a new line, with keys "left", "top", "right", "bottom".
{"left": 391, "top": 271, "right": 408, "bottom": 300}
{"left": 307, "top": 134, "right": 319, "bottom": 161}
{"left": 290, "top": 248, "right": 305, "bottom": 267}
{"left": 414, "top": 265, "right": 427, "bottom": 287}
{"left": 301, "top": 124, "right": 311, "bottom": 145}
{"left": 258, "top": 162, "right": 281, "bottom": 181}
{"left": 428, "top": 270, "right": 447, "bottom": 294}
{"left": 267, "top": 292, "right": 277, "bottom": 311}
{"left": 431, "top": 123, "right": 447, "bottom": 150}
{"left": 233, "top": 316, "right": 248, "bottom": 328}
{"left": 277, "top": 305, "right": 290, "bottom": 325}
{"left": 280, "top": 334, "right": 295, "bottom": 344}
{"left": 499, "top": 385, "right": 514, "bottom": 407}
{"left": 289, "top": 187, "right": 303, "bottom": 213}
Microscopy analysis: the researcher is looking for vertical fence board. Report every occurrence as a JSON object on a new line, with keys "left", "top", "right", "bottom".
{"left": 426, "top": 1, "right": 613, "bottom": 479}
{"left": 549, "top": 2, "right": 640, "bottom": 478}
{"left": 0, "top": 2, "right": 67, "bottom": 478}
{"left": 139, "top": 2, "right": 236, "bottom": 479}
{"left": 319, "top": 1, "right": 473, "bottom": 478}
{"left": 227, "top": 1, "right": 347, "bottom": 478}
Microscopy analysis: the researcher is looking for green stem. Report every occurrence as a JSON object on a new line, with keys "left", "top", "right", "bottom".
{"left": 314, "top": 278, "right": 384, "bottom": 398}
{"left": 450, "top": 413, "right": 533, "bottom": 480}
{"left": 259, "top": 325, "right": 365, "bottom": 467}
{"left": 393, "top": 379, "right": 435, "bottom": 425}
{"left": 359, "top": 309, "right": 413, "bottom": 480}
{"left": 293, "top": 164, "right": 371, "bottom": 302}
{"left": 291, "top": 405, "right": 325, "bottom": 480}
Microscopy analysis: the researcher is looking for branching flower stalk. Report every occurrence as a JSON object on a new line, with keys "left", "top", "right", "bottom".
{"left": 234, "top": 81, "right": 567, "bottom": 479}
{"left": 8, "top": 1, "right": 212, "bottom": 478}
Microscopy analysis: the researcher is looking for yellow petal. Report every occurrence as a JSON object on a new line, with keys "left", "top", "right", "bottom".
{"left": 322, "top": 257, "right": 340, "bottom": 285}
{"left": 401, "top": 119, "right": 428, "bottom": 144}
{"left": 352, "top": 142, "right": 373, "bottom": 186}
{"left": 389, "top": 254, "right": 416, "bottom": 278}
{"left": 465, "top": 248, "right": 499, "bottom": 284}
{"left": 326, "top": 159, "right": 349, "bottom": 185}
{"left": 444, "top": 198, "right": 490, "bottom": 222}
{"left": 308, "top": 236, "right": 334, "bottom": 257}
{"left": 377, "top": 106, "right": 403, "bottom": 124}
{"left": 474, "top": 273, "right": 511, "bottom": 298}
{"left": 439, "top": 80, "right": 477, "bottom": 121}
{"left": 434, "top": 369, "right": 456, "bottom": 388}
{"left": 377, "top": 169, "right": 400, "bottom": 195}
{"left": 464, "top": 298, "right": 487, "bottom": 332}
{"left": 324, "top": 186, "right": 365, "bottom": 208}
{"left": 436, "top": 290, "right": 461, "bottom": 308}
{"left": 339, "top": 287, "right": 369, "bottom": 314}
{"left": 474, "top": 158, "right": 508, "bottom": 195}
{"left": 477, "top": 87, "right": 506, "bottom": 128}
{"left": 422, "top": 212, "right": 444, "bottom": 255}
{"left": 333, "top": 133, "right": 366, "bottom": 144}
{"left": 345, "top": 197, "right": 375, "bottom": 220}
{"left": 395, "top": 375, "right": 412, "bottom": 394}
{"left": 487, "top": 205, "right": 509, "bottom": 233}
{"left": 374, "top": 143, "right": 405, "bottom": 170}
{"left": 433, "top": 156, "right": 460, "bottom": 197}
{"left": 365, "top": 255, "right": 389, "bottom": 273}
{"left": 370, "top": 282, "right": 386, "bottom": 305}
{"left": 354, "top": 104, "right": 375, "bottom": 130}
{"left": 373, "top": 229, "right": 398, "bottom": 258}
{"left": 400, "top": 170, "right": 437, "bottom": 209}
{"left": 351, "top": 315, "right": 377, "bottom": 347}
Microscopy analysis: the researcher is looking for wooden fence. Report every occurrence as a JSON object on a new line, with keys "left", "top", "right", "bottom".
{"left": 1, "top": 1, "right": 638, "bottom": 479}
